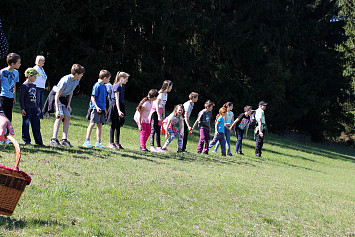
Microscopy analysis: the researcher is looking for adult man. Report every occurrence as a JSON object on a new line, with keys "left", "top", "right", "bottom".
{"left": 255, "top": 101, "right": 267, "bottom": 157}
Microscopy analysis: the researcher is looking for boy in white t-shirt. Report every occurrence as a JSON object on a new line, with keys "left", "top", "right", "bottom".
{"left": 182, "top": 92, "right": 198, "bottom": 152}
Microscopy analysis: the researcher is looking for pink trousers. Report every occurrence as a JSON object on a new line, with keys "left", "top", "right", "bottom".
{"left": 138, "top": 122, "right": 151, "bottom": 149}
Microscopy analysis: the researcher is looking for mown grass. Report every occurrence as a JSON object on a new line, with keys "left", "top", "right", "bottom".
{"left": 0, "top": 95, "right": 354, "bottom": 236}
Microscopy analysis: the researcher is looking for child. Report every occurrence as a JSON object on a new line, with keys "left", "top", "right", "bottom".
{"left": 191, "top": 100, "right": 215, "bottom": 154}
{"left": 83, "top": 70, "right": 111, "bottom": 148}
{"left": 33, "top": 55, "right": 47, "bottom": 119}
{"left": 212, "top": 102, "right": 234, "bottom": 156}
{"left": 106, "top": 71, "right": 130, "bottom": 149}
{"left": 49, "top": 63, "right": 86, "bottom": 147}
{"left": 20, "top": 68, "right": 44, "bottom": 146}
{"left": 182, "top": 92, "right": 199, "bottom": 153}
{"left": 161, "top": 104, "right": 184, "bottom": 152}
{"left": 208, "top": 107, "right": 228, "bottom": 156}
{"left": 230, "top": 105, "right": 252, "bottom": 155}
{"left": 150, "top": 80, "right": 173, "bottom": 152}
{"left": 134, "top": 89, "right": 159, "bottom": 151}
{"left": 0, "top": 53, "right": 21, "bottom": 144}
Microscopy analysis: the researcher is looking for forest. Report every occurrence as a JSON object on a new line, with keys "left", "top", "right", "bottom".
{"left": 0, "top": 0, "right": 354, "bottom": 141}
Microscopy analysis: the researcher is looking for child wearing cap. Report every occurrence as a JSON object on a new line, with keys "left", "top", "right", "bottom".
{"left": 20, "top": 68, "right": 44, "bottom": 146}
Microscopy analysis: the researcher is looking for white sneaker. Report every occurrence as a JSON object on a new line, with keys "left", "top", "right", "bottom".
{"left": 150, "top": 146, "right": 158, "bottom": 152}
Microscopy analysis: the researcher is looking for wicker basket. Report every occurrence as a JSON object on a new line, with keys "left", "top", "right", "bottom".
{"left": 0, "top": 136, "right": 31, "bottom": 216}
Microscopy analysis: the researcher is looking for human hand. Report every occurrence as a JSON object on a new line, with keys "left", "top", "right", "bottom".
{"left": 21, "top": 109, "right": 26, "bottom": 116}
{"left": 38, "top": 108, "right": 41, "bottom": 115}
{"left": 0, "top": 114, "right": 15, "bottom": 141}
{"left": 259, "top": 132, "right": 264, "bottom": 138}
{"left": 97, "top": 108, "right": 102, "bottom": 114}
{"left": 138, "top": 124, "right": 142, "bottom": 131}
{"left": 13, "top": 99, "right": 16, "bottom": 104}
{"left": 67, "top": 105, "right": 72, "bottom": 114}
{"left": 118, "top": 111, "right": 125, "bottom": 118}
{"left": 55, "top": 110, "right": 61, "bottom": 119}
{"left": 165, "top": 133, "right": 169, "bottom": 139}
{"left": 189, "top": 127, "right": 193, "bottom": 134}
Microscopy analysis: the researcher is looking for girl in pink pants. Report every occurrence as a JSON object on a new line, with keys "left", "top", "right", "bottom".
{"left": 134, "top": 89, "right": 158, "bottom": 151}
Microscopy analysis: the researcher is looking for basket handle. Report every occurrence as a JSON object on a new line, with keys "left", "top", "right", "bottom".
{"left": 5, "top": 135, "right": 21, "bottom": 171}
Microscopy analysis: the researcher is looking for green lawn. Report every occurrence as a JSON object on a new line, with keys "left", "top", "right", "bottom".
{"left": 0, "top": 95, "right": 354, "bottom": 236}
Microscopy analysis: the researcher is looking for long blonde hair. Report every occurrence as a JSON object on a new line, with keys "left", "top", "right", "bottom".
{"left": 113, "top": 71, "right": 130, "bottom": 85}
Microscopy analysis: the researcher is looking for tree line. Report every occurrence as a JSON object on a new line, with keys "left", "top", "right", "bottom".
{"left": 0, "top": 0, "right": 353, "bottom": 140}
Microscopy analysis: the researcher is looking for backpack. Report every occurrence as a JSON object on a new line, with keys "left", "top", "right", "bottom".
{"left": 249, "top": 110, "right": 257, "bottom": 126}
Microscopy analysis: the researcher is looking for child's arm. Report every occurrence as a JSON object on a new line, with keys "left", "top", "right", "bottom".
{"left": 184, "top": 111, "right": 191, "bottom": 131}
{"left": 115, "top": 92, "right": 124, "bottom": 117}
{"left": 245, "top": 123, "right": 249, "bottom": 139}
{"left": 91, "top": 95, "right": 102, "bottom": 113}
{"left": 19, "top": 85, "right": 26, "bottom": 116}
{"left": 54, "top": 89, "right": 63, "bottom": 118}
{"left": 215, "top": 120, "right": 220, "bottom": 135}
{"left": 191, "top": 119, "right": 198, "bottom": 133}
{"left": 230, "top": 117, "right": 240, "bottom": 129}
{"left": 13, "top": 82, "right": 16, "bottom": 104}
{"left": 137, "top": 106, "right": 147, "bottom": 131}
{"left": 165, "top": 118, "right": 172, "bottom": 139}
{"left": 156, "top": 97, "right": 162, "bottom": 121}
{"left": 67, "top": 93, "right": 73, "bottom": 113}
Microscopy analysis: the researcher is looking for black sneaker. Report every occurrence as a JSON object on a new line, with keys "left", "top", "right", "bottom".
{"left": 140, "top": 147, "right": 150, "bottom": 152}
{"left": 255, "top": 154, "right": 261, "bottom": 157}
{"left": 238, "top": 152, "right": 244, "bottom": 156}
{"left": 60, "top": 139, "right": 73, "bottom": 148}
{"left": 50, "top": 138, "right": 62, "bottom": 147}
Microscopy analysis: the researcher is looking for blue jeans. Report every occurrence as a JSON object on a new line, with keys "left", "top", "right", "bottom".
{"left": 209, "top": 133, "right": 226, "bottom": 156}
{"left": 235, "top": 129, "right": 244, "bottom": 153}
{"left": 163, "top": 128, "right": 183, "bottom": 151}
{"left": 213, "top": 127, "right": 231, "bottom": 154}
{"left": 36, "top": 87, "right": 44, "bottom": 119}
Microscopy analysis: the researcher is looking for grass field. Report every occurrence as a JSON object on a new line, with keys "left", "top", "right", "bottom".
{"left": 0, "top": 95, "right": 354, "bottom": 236}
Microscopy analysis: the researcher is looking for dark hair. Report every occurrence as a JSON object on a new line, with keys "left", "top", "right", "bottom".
{"left": 6, "top": 53, "right": 21, "bottom": 65}
{"left": 215, "top": 107, "right": 227, "bottom": 123}
{"left": 244, "top": 105, "right": 252, "bottom": 112}
{"left": 159, "top": 80, "right": 173, "bottom": 92}
{"left": 223, "top": 102, "right": 233, "bottom": 108}
{"left": 71, "top": 64, "right": 86, "bottom": 75}
{"left": 99, "top": 70, "right": 111, "bottom": 79}
{"left": 136, "top": 89, "right": 159, "bottom": 112}
{"left": 204, "top": 100, "right": 215, "bottom": 108}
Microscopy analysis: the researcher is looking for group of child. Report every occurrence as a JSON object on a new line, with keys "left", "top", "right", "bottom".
{"left": 1, "top": 52, "right": 266, "bottom": 157}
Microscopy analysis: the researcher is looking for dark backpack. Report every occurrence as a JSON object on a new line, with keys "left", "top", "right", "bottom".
{"left": 249, "top": 110, "right": 257, "bottom": 126}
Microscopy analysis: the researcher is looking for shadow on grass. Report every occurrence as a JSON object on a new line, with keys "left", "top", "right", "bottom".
{"left": 120, "top": 148, "right": 258, "bottom": 167}
{"left": 0, "top": 216, "right": 65, "bottom": 230}
{"left": 267, "top": 136, "right": 355, "bottom": 163}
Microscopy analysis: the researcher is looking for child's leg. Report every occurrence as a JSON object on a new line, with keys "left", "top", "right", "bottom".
{"left": 182, "top": 122, "right": 188, "bottom": 151}
{"left": 96, "top": 123, "right": 102, "bottom": 143}
{"left": 225, "top": 128, "right": 231, "bottom": 154}
{"left": 213, "top": 141, "right": 220, "bottom": 152}
{"left": 30, "top": 109, "right": 43, "bottom": 145}
{"left": 197, "top": 128, "right": 205, "bottom": 153}
{"left": 220, "top": 135, "right": 226, "bottom": 156}
{"left": 162, "top": 128, "right": 175, "bottom": 149}
{"left": 62, "top": 115, "right": 71, "bottom": 140}
{"left": 208, "top": 133, "right": 219, "bottom": 149}
{"left": 86, "top": 123, "right": 95, "bottom": 140}
{"left": 149, "top": 111, "right": 158, "bottom": 147}
{"left": 21, "top": 109, "right": 31, "bottom": 144}
{"left": 202, "top": 128, "right": 210, "bottom": 154}
{"left": 140, "top": 122, "right": 151, "bottom": 149}
{"left": 176, "top": 130, "right": 183, "bottom": 152}
{"left": 1, "top": 97, "right": 13, "bottom": 122}
{"left": 236, "top": 129, "right": 243, "bottom": 153}
{"left": 52, "top": 116, "right": 64, "bottom": 139}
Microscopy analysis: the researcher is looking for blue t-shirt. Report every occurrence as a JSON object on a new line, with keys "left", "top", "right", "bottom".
{"left": 111, "top": 83, "right": 124, "bottom": 103}
{"left": 216, "top": 116, "right": 225, "bottom": 133}
{"left": 0, "top": 67, "right": 19, "bottom": 98}
{"left": 53, "top": 74, "right": 80, "bottom": 97}
{"left": 90, "top": 82, "right": 107, "bottom": 110}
